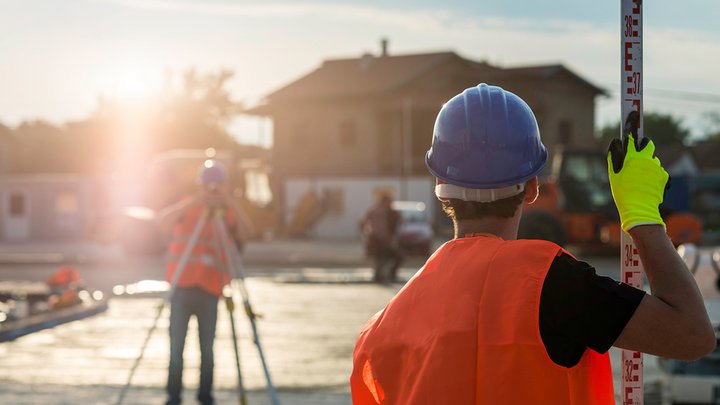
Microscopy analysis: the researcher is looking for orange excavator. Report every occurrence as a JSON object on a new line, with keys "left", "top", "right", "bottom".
{"left": 518, "top": 147, "right": 702, "bottom": 251}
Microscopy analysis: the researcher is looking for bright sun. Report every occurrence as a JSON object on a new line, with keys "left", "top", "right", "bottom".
{"left": 106, "top": 64, "right": 161, "bottom": 100}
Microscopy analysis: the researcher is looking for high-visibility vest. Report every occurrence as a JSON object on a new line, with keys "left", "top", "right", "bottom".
{"left": 48, "top": 266, "right": 81, "bottom": 286}
{"left": 165, "top": 204, "right": 236, "bottom": 297}
{"left": 351, "top": 235, "right": 614, "bottom": 404}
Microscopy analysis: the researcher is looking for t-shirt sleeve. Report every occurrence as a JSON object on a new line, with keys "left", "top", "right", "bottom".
{"left": 539, "top": 252, "right": 646, "bottom": 367}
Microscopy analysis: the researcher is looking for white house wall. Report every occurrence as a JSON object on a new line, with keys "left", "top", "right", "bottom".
{"left": 0, "top": 176, "right": 97, "bottom": 241}
{"left": 285, "top": 177, "right": 436, "bottom": 239}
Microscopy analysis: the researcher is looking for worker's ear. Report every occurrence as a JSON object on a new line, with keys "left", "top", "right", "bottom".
{"left": 524, "top": 178, "right": 539, "bottom": 204}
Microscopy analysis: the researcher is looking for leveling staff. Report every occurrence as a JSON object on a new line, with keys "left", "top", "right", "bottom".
{"left": 351, "top": 84, "right": 715, "bottom": 404}
{"left": 157, "top": 160, "right": 254, "bottom": 405}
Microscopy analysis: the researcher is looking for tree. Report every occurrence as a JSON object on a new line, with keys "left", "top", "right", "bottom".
{"left": 596, "top": 112, "right": 691, "bottom": 147}
{"left": 6, "top": 69, "right": 249, "bottom": 176}
{"left": 152, "top": 69, "right": 242, "bottom": 151}
{"left": 700, "top": 111, "right": 720, "bottom": 140}
{"left": 11, "top": 120, "right": 80, "bottom": 173}
{"left": 92, "top": 68, "right": 243, "bottom": 153}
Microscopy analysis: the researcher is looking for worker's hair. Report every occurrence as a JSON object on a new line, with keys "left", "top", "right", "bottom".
{"left": 441, "top": 189, "right": 527, "bottom": 221}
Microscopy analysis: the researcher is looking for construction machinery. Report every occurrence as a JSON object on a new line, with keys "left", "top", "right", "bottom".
{"left": 148, "top": 148, "right": 328, "bottom": 234}
{"left": 144, "top": 148, "right": 280, "bottom": 232}
{"left": 518, "top": 146, "right": 703, "bottom": 251}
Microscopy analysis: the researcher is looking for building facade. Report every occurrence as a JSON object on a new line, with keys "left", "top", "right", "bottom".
{"left": 248, "top": 47, "right": 605, "bottom": 238}
{"left": 0, "top": 176, "right": 98, "bottom": 241}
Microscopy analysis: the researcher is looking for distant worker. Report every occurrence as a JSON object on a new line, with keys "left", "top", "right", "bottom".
{"left": 46, "top": 265, "right": 83, "bottom": 309}
{"left": 351, "top": 84, "right": 715, "bottom": 404}
{"left": 360, "top": 193, "right": 403, "bottom": 283}
{"left": 157, "top": 160, "right": 254, "bottom": 405}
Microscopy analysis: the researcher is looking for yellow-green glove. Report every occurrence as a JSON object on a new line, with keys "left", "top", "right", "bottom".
{"left": 607, "top": 133, "right": 669, "bottom": 232}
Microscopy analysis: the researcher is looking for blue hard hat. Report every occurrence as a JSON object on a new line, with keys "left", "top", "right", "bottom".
{"left": 425, "top": 83, "right": 548, "bottom": 189}
{"left": 197, "top": 160, "right": 229, "bottom": 185}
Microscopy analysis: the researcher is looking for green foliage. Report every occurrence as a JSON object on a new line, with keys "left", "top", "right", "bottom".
{"left": 596, "top": 112, "right": 691, "bottom": 148}
{"left": 701, "top": 111, "right": 720, "bottom": 140}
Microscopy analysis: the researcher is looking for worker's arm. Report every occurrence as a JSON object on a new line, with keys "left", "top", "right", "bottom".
{"left": 212, "top": 191, "right": 255, "bottom": 242}
{"left": 607, "top": 134, "right": 715, "bottom": 360}
{"left": 613, "top": 225, "right": 715, "bottom": 360}
{"left": 539, "top": 253, "right": 646, "bottom": 367}
{"left": 156, "top": 195, "right": 201, "bottom": 237}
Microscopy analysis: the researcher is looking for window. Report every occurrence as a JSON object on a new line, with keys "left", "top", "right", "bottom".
{"left": 560, "top": 154, "right": 612, "bottom": 211}
{"left": 243, "top": 171, "right": 273, "bottom": 206}
{"left": 9, "top": 193, "right": 25, "bottom": 217}
{"left": 55, "top": 191, "right": 79, "bottom": 214}
{"left": 339, "top": 121, "right": 357, "bottom": 147}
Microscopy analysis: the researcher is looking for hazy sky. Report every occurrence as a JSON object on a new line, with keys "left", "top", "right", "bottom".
{"left": 2, "top": 0, "right": 720, "bottom": 145}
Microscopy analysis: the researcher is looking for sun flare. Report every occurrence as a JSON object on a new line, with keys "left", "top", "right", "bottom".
{"left": 106, "top": 64, "right": 162, "bottom": 101}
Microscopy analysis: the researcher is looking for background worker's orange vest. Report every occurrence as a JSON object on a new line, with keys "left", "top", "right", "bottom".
{"left": 351, "top": 236, "right": 614, "bottom": 404}
{"left": 165, "top": 204, "right": 236, "bottom": 297}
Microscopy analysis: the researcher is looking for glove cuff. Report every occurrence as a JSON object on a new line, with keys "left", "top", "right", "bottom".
{"left": 622, "top": 217, "right": 666, "bottom": 233}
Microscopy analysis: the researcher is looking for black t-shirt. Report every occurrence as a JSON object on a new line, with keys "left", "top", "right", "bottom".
{"left": 539, "top": 253, "right": 646, "bottom": 367}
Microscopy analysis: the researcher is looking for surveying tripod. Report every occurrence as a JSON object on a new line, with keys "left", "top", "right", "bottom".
{"left": 116, "top": 204, "right": 280, "bottom": 405}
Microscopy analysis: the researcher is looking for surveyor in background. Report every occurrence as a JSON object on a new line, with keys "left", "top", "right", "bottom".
{"left": 157, "top": 160, "right": 254, "bottom": 405}
{"left": 360, "top": 193, "right": 403, "bottom": 283}
{"left": 351, "top": 83, "right": 715, "bottom": 404}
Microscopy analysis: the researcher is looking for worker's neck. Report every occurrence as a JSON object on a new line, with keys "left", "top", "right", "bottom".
{"left": 453, "top": 212, "right": 521, "bottom": 241}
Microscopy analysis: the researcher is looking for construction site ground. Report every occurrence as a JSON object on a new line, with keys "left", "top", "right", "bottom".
{"left": 0, "top": 238, "right": 664, "bottom": 404}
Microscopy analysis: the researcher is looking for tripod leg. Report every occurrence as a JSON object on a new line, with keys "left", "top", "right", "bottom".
{"left": 210, "top": 215, "right": 248, "bottom": 405}
{"left": 225, "top": 296, "right": 248, "bottom": 405}
{"left": 116, "top": 209, "right": 210, "bottom": 405}
{"left": 212, "top": 215, "right": 281, "bottom": 405}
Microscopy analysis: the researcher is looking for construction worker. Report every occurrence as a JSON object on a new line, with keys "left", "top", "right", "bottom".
{"left": 350, "top": 84, "right": 715, "bottom": 404}
{"left": 157, "top": 160, "right": 254, "bottom": 405}
{"left": 360, "top": 192, "right": 403, "bottom": 283}
{"left": 46, "top": 265, "right": 83, "bottom": 309}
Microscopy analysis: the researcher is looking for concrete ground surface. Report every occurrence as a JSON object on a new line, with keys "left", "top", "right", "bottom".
{"left": 0, "top": 238, "right": 672, "bottom": 404}
{"left": 0, "top": 265, "right": 397, "bottom": 405}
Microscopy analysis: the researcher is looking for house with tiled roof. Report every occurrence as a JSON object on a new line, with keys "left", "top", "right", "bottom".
{"left": 246, "top": 42, "right": 605, "bottom": 238}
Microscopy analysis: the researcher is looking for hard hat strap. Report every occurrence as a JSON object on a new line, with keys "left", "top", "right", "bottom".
{"left": 435, "top": 183, "right": 525, "bottom": 203}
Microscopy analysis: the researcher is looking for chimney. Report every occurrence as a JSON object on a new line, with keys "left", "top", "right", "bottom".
{"left": 380, "top": 38, "right": 388, "bottom": 57}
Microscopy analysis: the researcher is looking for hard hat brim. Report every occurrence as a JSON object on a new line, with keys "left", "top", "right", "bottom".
{"left": 424, "top": 148, "right": 548, "bottom": 189}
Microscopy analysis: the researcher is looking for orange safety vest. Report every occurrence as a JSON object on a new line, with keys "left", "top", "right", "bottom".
{"left": 351, "top": 235, "right": 614, "bottom": 404}
{"left": 165, "top": 204, "right": 237, "bottom": 297}
{"left": 48, "top": 266, "right": 81, "bottom": 286}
